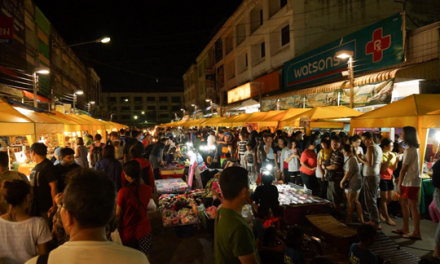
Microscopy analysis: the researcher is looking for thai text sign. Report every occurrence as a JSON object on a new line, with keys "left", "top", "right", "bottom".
{"left": 284, "top": 13, "right": 403, "bottom": 90}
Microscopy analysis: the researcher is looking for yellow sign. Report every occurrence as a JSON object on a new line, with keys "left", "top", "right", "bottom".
{"left": 228, "top": 83, "right": 251, "bottom": 104}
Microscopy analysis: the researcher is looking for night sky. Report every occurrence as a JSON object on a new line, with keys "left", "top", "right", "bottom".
{"left": 34, "top": 0, "right": 242, "bottom": 93}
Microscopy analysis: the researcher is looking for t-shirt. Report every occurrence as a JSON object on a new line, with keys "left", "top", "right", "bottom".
{"left": 25, "top": 241, "right": 149, "bottom": 264}
{"left": 253, "top": 185, "right": 279, "bottom": 207}
{"left": 0, "top": 171, "right": 28, "bottom": 214}
{"left": 29, "top": 159, "right": 57, "bottom": 213}
{"left": 402, "top": 146, "right": 421, "bottom": 187}
{"left": 117, "top": 184, "right": 153, "bottom": 244}
{"left": 123, "top": 139, "right": 145, "bottom": 160}
{"left": 248, "top": 131, "right": 258, "bottom": 149}
{"left": 208, "top": 135, "right": 216, "bottom": 147}
{"left": 252, "top": 219, "right": 265, "bottom": 242}
{"left": 344, "top": 156, "right": 360, "bottom": 180}
{"left": 244, "top": 150, "right": 255, "bottom": 165}
{"left": 299, "top": 149, "right": 317, "bottom": 176}
{"left": 284, "top": 247, "right": 305, "bottom": 264}
{"left": 318, "top": 149, "right": 332, "bottom": 164}
{"left": 0, "top": 217, "right": 52, "bottom": 264}
{"left": 214, "top": 207, "right": 256, "bottom": 264}
{"left": 329, "top": 150, "right": 345, "bottom": 180}
{"left": 53, "top": 163, "right": 81, "bottom": 193}
{"left": 264, "top": 145, "right": 274, "bottom": 160}
{"left": 282, "top": 149, "right": 300, "bottom": 172}
{"left": 315, "top": 152, "right": 323, "bottom": 178}
{"left": 348, "top": 243, "right": 378, "bottom": 264}
{"left": 95, "top": 158, "right": 123, "bottom": 191}
{"left": 381, "top": 152, "right": 397, "bottom": 180}
{"left": 238, "top": 140, "right": 248, "bottom": 155}
{"left": 274, "top": 146, "right": 286, "bottom": 168}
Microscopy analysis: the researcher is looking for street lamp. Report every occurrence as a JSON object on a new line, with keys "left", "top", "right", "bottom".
{"left": 141, "top": 111, "right": 145, "bottom": 115}
{"left": 66, "top": 37, "right": 111, "bottom": 48}
{"left": 73, "top": 90, "right": 83, "bottom": 114}
{"left": 206, "top": 99, "right": 213, "bottom": 117}
{"left": 191, "top": 104, "right": 198, "bottom": 119}
{"left": 134, "top": 115, "right": 138, "bottom": 120}
{"left": 88, "top": 101, "right": 95, "bottom": 114}
{"left": 336, "top": 50, "right": 355, "bottom": 108}
{"left": 33, "top": 68, "right": 50, "bottom": 108}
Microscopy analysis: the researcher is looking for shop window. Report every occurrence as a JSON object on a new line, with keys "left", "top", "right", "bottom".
{"left": 281, "top": 25, "right": 290, "bottom": 47}
{"left": 259, "top": 9, "right": 263, "bottom": 26}
{"left": 171, "top": 96, "right": 180, "bottom": 103}
{"left": 147, "top": 105, "right": 156, "bottom": 110}
{"left": 147, "top": 96, "right": 155, "bottom": 101}
{"left": 134, "top": 105, "right": 142, "bottom": 110}
{"left": 159, "top": 96, "right": 168, "bottom": 102}
{"left": 134, "top": 97, "right": 143, "bottom": 102}
{"left": 160, "top": 105, "right": 168, "bottom": 110}
{"left": 261, "top": 42, "right": 266, "bottom": 58}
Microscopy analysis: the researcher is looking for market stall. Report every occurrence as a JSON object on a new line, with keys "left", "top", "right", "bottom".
{"left": 65, "top": 114, "right": 106, "bottom": 142}
{"left": 202, "top": 117, "right": 228, "bottom": 127}
{"left": 254, "top": 108, "right": 311, "bottom": 129}
{"left": 230, "top": 112, "right": 267, "bottom": 127}
{"left": 216, "top": 114, "right": 249, "bottom": 127}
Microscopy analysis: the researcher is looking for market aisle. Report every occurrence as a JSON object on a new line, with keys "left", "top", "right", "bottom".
{"left": 147, "top": 210, "right": 215, "bottom": 264}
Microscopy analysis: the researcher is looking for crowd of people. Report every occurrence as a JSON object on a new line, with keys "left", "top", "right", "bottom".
{"left": 0, "top": 123, "right": 435, "bottom": 264}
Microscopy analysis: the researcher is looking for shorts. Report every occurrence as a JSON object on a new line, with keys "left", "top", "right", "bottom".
{"left": 400, "top": 186, "right": 420, "bottom": 200}
{"left": 124, "top": 232, "right": 153, "bottom": 255}
{"left": 379, "top": 179, "right": 394, "bottom": 191}
{"left": 345, "top": 175, "right": 362, "bottom": 193}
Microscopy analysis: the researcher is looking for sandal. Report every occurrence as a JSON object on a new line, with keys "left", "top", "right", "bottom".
{"left": 402, "top": 234, "right": 422, "bottom": 240}
{"left": 391, "top": 229, "right": 406, "bottom": 235}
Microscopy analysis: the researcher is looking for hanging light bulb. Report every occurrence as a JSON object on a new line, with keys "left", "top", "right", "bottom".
{"left": 156, "top": 77, "right": 158, "bottom": 83}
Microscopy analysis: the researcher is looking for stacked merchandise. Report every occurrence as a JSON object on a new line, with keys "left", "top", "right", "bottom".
{"left": 160, "top": 164, "right": 186, "bottom": 177}
{"left": 277, "top": 184, "right": 328, "bottom": 206}
{"left": 155, "top": 178, "right": 189, "bottom": 194}
{"left": 159, "top": 189, "right": 206, "bottom": 227}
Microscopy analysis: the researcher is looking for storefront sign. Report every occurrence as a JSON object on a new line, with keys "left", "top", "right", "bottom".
{"left": 228, "top": 71, "right": 280, "bottom": 104}
{"left": 262, "top": 79, "right": 394, "bottom": 111}
{"left": 284, "top": 13, "right": 403, "bottom": 90}
{"left": 228, "top": 83, "right": 253, "bottom": 104}
{"left": 0, "top": 17, "right": 14, "bottom": 44}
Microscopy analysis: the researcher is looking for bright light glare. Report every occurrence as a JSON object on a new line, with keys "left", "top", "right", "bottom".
{"left": 134, "top": 116, "right": 138, "bottom": 120}
{"left": 75, "top": 90, "right": 84, "bottom": 95}
{"left": 206, "top": 99, "right": 211, "bottom": 102}
{"left": 336, "top": 54, "right": 351, "bottom": 59}
{"left": 335, "top": 50, "right": 354, "bottom": 59}
{"left": 141, "top": 111, "right": 145, "bottom": 114}
{"left": 187, "top": 151, "right": 194, "bottom": 156}
{"left": 36, "top": 69, "right": 50, "bottom": 74}
{"left": 186, "top": 142, "right": 193, "bottom": 147}
{"left": 100, "top": 37, "right": 111, "bottom": 43}
{"left": 124, "top": 99, "right": 128, "bottom": 102}
{"left": 436, "top": 131, "right": 440, "bottom": 142}
{"left": 265, "top": 164, "right": 273, "bottom": 171}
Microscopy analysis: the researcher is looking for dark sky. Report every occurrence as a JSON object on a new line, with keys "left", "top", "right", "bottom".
{"left": 34, "top": 0, "right": 242, "bottom": 93}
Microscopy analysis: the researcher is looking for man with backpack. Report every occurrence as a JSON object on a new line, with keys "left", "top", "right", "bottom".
{"left": 89, "top": 134, "right": 105, "bottom": 168}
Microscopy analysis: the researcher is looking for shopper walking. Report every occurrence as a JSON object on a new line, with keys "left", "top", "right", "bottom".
{"left": 274, "top": 137, "right": 288, "bottom": 182}
{"left": 89, "top": 134, "right": 105, "bottom": 168}
{"left": 0, "top": 152, "right": 28, "bottom": 214}
{"left": 325, "top": 136, "right": 345, "bottom": 212}
{"left": 299, "top": 140, "right": 318, "bottom": 190}
{"left": 379, "top": 138, "right": 398, "bottom": 226}
{"left": 214, "top": 167, "right": 258, "bottom": 264}
{"left": 74, "top": 137, "right": 88, "bottom": 168}
{"left": 0, "top": 180, "right": 52, "bottom": 264}
{"left": 117, "top": 161, "right": 154, "bottom": 258}
{"left": 149, "top": 138, "right": 169, "bottom": 180}
{"left": 393, "top": 126, "right": 422, "bottom": 240}
{"left": 95, "top": 145, "right": 123, "bottom": 191}
{"left": 358, "top": 132, "right": 382, "bottom": 230}
{"left": 340, "top": 145, "right": 363, "bottom": 223}
{"left": 53, "top": 148, "right": 80, "bottom": 193}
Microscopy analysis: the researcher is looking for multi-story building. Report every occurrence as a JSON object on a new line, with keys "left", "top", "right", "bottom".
{"left": 101, "top": 92, "right": 184, "bottom": 126}
{"left": 0, "top": 0, "right": 101, "bottom": 114}
{"left": 183, "top": 0, "right": 431, "bottom": 115}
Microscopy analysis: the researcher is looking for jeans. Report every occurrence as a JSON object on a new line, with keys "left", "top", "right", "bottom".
{"left": 327, "top": 179, "right": 343, "bottom": 207}
{"left": 364, "top": 175, "right": 380, "bottom": 224}
{"left": 300, "top": 173, "right": 316, "bottom": 190}
{"left": 318, "top": 178, "right": 328, "bottom": 199}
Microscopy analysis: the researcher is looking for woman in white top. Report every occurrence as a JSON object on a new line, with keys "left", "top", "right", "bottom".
{"left": 264, "top": 135, "right": 275, "bottom": 166}
{"left": 282, "top": 140, "right": 301, "bottom": 184}
{"left": 0, "top": 180, "right": 51, "bottom": 264}
{"left": 393, "top": 126, "right": 422, "bottom": 240}
{"left": 349, "top": 135, "right": 364, "bottom": 172}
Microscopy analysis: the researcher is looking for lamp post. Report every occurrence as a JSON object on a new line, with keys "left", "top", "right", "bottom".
{"left": 181, "top": 108, "right": 186, "bottom": 118}
{"left": 64, "top": 37, "right": 111, "bottom": 48}
{"left": 206, "top": 99, "right": 213, "bottom": 117}
{"left": 73, "top": 90, "right": 84, "bottom": 114}
{"left": 336, "top": 50, "right": 355, "bottom": 108}
{"left": 191, "top": 104, "right": 198, "bottom": 119}
{"left": 88, "top": 101, "right": 95, "bottom": 114}
{"left": 33, "top": 68, "right": 50, "bottom": 108}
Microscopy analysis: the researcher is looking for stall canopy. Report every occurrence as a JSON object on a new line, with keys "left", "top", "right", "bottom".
{"left": 46, "top": 112, "right": 82, "bottom": 132}
{"left": 231, "top": 112, "right": 269, "bottom": 127}
{"left": 203, "top": 117, "right": 228, "bottom": 126}
{"left": 217, "top": 114, "right": 249, "bottom": 127}
{"left": 351, "top": 94, "right": 440, "bottom": 170}
{"left": 13, "top": 107, "right": 64, "bottom": 135}
{"left": 280, "top": 106, "right": 363, "bottom": 127}
{"left": 0, "top": 98, "right": 34, "bottom": 136}
{"left": 251, "top": 109, "right": 311, "bottom": 128}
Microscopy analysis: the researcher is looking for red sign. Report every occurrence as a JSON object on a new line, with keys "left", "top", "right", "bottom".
{"left": 366, "top": 28, "right": 391, "bottom": 63}
{"left": 0, "top": 17, "right": 14, "bottom": 44}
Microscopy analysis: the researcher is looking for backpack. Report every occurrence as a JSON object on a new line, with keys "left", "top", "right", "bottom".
{"left": 91, "top": 143, "right": 104, "bottom": 167}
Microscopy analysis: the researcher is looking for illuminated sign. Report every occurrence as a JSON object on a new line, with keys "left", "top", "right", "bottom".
{"left": 228, "top": 83, "right": 252, "bottom": 104}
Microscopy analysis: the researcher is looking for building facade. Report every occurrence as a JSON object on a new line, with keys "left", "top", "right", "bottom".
{"left": 0, "top": 0, "right": 101, "bottom": 113}
{"left": 101, "top": 92, "right": 184, "bottom": 126}
{"left": 183, "top": 0, "right": 432, "bottom": 115}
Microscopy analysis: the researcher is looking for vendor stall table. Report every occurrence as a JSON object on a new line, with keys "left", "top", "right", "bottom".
{"left": 160, "top": 167, "right": 185, "bottom": 179}
{"left": 155, "top": 178, "right": 189, "bottom": 194}
{"left": 420, "top": 177, "right": 434, "bottom": 214}
{"left": 17, "top": 162, "right": 35, "bottom": 177}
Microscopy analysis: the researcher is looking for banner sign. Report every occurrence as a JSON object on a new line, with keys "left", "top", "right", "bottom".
{"left": 283, "top": 13, "right": 403, "bottom": 90}
{"left": 0, "top": 17, "right": 13, "bottom": 44}
{"left": 262, "top": 79, "right": 394, "bottom": 111}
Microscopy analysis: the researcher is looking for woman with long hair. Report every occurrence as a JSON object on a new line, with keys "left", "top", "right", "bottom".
{"left": 74, "top": 137, "right": 88, "bottom": 168}
{"left": 0, "top": 180, "right": 51, "bottom": 263}
{"left": 340, "top": 145, "right": 363, "bottom": 223}
{"left": 299, "top": 140, "right": 318, "bottom": 190}
{"left": 393, "top": 126, "right": 422, "bottom": 240}
{"left": 116, "top": 160, "right": 154, "bottom": 258}
{"left": 379, "top": 138, "right": 398, "bottom": 226}
{"left": 95, "top": 145, "right": 123, "bottom": 191}
{"left": 264, "top": 135, "right": 275, "bottom": 168}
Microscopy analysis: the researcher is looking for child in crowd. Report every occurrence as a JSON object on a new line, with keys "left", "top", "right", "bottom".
{"left": 348, "top": 225, "right": 378, "bottom": 264}
{"left": 222, "top": 152, "right": 232, "bottom": 169}
{"left": 244, "top": 143, "right": 257, "bottom": 173}
{"left": 237, "top": 133, "right": 248, "bottom": 166}
{"left": 252, "top": 205, "right": 272, "bottom": 249}
{"left": 284, "top": 226, "right": 305, "bottom": 264}
{"left": 318, "top": 139, "right": 332, "bottom": 178}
